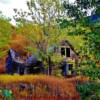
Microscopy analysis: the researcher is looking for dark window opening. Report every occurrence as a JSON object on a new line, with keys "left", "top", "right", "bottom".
{"left": 66, "top": 48, "right": 70, "bottom": 57}
{"left": 61, "top": 48, "right": 65, "bottom": 56}
{"left": 69, "top": 64, "right": 73, "bottom": 70}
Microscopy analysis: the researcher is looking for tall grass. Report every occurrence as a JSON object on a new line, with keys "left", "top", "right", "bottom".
{"left": 0, "top": 75, "right": 80, "bottom": 100}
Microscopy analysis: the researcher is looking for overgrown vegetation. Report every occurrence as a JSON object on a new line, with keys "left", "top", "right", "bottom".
{"left": 0, "top": 75, "right": 80, "bottom": 100}
{"left": 0, "top": 0, "right": 100, "bottom": 99}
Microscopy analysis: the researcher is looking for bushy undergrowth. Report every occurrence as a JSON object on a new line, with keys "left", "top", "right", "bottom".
{"left": 76, "top": 81, "right": 100, "bottom": 100}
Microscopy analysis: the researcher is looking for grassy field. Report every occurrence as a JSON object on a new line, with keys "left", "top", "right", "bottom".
{"left": 0, "top": 75, "right": 81, "bottom": 100}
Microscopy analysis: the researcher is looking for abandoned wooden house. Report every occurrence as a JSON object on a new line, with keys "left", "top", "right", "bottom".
{"left": 58, "top": 40, "right": 79, "bottom": 75}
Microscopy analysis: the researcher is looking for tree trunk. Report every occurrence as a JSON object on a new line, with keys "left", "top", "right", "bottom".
{"left": 48, "top": 56, "right": 52, "bottom": 75}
